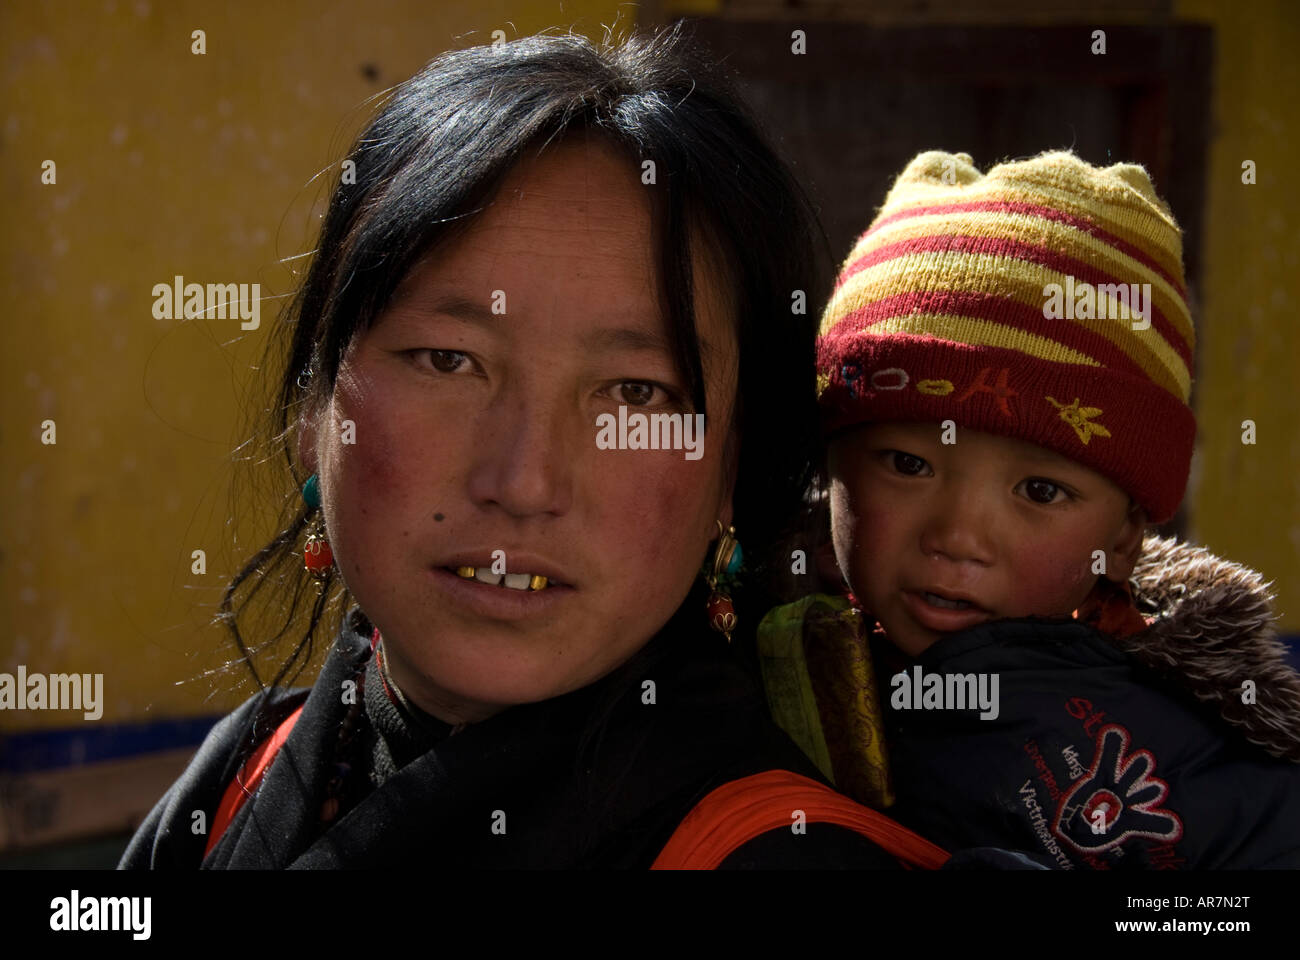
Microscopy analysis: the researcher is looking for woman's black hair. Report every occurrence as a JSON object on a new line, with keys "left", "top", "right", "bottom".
{"left": 216, "top": 23, "right": 832, "bottom": 821}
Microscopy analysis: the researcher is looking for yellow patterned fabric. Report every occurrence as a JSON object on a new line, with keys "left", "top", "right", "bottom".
{"left": 756, "top": 595, "right": 894, "bottom": 809}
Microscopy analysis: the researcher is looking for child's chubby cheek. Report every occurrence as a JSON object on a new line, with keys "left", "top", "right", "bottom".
{"left": 1004, "top": 549, "right": 1099, "bottom": 618}
{"left": 839, "top": 513, "right": 887, "bottom": 588}
{"left": 827, "top": 477, "right": 889, "bottom": 582}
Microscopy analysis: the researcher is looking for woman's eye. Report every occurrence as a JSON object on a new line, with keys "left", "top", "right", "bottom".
{"left": 411, "top": 349, "right": 472, "bottom": 374}
{"left": 887, "top": 450, "right": 929, "bottom": 476}
{"left": 1022, "top": 478, "right": 1069, "bottom": 505}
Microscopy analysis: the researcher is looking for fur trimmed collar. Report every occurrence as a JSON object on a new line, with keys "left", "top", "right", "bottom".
{"left": 1115, "top": 533, "right": 1300, "bottom": 763}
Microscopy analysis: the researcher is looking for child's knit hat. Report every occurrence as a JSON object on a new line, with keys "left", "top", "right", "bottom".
{"left": 816, "top": 150, "right": 1196, "bottom": 524}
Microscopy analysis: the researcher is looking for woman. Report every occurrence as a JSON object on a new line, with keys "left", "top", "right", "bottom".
{"left": 118, "top": 25, "right": 951, "bottom": 870}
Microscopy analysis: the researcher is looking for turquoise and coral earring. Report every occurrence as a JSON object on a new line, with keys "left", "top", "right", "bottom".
{"left": 705, "top": 521, "right": 743, "bottom": 642}
{"left": 302, "top": 473, "right": 333, "bottom": 589}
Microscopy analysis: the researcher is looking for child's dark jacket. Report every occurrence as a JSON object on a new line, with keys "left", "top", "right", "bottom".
{"left": 880, "top": 534, "right": 1300, "bottom": 869}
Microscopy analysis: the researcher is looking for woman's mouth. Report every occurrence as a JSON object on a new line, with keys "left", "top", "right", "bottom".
{"left": 430, "top": 565, "right": 574, "bottom": 622}
{"left": 448, "top": 566, "right": 553, "bottom": 591}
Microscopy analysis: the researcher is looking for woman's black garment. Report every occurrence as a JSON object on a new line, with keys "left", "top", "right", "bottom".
{"left": 118, "top": 606, "right": 906, "bottom": 869}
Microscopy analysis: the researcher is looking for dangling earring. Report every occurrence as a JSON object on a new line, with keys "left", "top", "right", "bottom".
{"left": 302, "top": 473, "right": 334, "bottom": 591}
{"left": 705, "top": 520, "right": 743, "bottom": 643}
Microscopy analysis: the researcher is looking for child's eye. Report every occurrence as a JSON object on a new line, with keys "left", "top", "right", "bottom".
{"left": 885, "top": 450, "right": 930, "bottom": 476}
{"left": 1021, "top": 478, "right": 1072, "bottom": 505}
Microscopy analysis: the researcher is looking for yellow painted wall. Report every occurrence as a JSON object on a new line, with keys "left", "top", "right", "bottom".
{"left": 1174, "top": 0, "right": 1299, "bottom": 631}
{"left": 3, "top": 1, "right": 1296, "bottom": 737}
{"left": 1, "top": 1, "right": 627, "bottom": 731}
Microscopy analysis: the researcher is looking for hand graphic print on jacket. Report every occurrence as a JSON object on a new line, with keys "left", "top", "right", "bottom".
{"left": 881, "top": 533, "right": 1300, "bottom": 870}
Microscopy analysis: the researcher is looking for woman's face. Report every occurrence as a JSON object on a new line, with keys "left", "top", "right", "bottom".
{"left": 299, "top": 138, "right": 739, "bottom": 723}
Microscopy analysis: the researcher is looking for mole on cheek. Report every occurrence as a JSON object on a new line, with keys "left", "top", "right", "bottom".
{"left": 434, "top": 513, "right": 445, "bottom": 522}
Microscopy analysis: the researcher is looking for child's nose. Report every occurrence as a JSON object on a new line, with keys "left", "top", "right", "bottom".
{"left": 918, "top": 489, "right": 996, "bottom": 565}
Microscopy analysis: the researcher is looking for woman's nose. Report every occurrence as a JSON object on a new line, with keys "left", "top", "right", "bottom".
{"left": 465, "top": 386, "right": 574, "bottom": 518}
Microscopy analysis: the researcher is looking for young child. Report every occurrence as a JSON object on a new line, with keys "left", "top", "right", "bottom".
{"left": 773, "top": 149, "right": 1300, "bottom": 869}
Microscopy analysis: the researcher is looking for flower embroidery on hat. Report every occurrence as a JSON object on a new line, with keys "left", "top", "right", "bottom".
{"left": 1047, "top": 396, "right": 1112, "bottom": 444}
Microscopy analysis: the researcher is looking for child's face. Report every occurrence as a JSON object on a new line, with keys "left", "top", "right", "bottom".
{"left": 828, "top": 421, "right": 1146, "bottom": 657}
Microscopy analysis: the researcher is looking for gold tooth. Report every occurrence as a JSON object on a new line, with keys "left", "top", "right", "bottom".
{"left": 455, "top": 566, "right": 550, "bottom": 589}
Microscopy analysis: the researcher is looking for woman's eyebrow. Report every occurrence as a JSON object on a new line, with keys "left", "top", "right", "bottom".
{"left": 581, "top": 326, "right": 671, "bottom": 354}
{"left": 393, "top": 291, "right": 713, "bottom": 358}
{"left": 582, "top": 327, "right": 721, "bottom": 368}
{"left": 397, "top": 293, "right": 497, "bottom": 325}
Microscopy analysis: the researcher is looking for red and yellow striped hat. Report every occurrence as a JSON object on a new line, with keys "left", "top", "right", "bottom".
{"left": 816, "top": 150, "right": 1196, "bottom": 524}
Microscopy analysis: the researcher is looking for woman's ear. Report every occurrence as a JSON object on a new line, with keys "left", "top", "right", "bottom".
{"left": 297, "top": 401, "right": 323, "bottom": 476}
